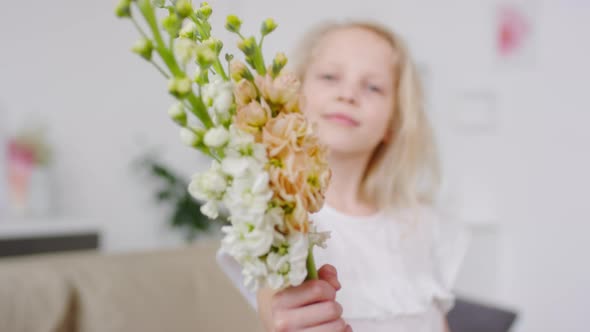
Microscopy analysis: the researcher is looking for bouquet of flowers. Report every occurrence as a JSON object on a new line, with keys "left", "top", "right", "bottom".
{"left": 115, "top": 0, "right": 331, "bottom": 291}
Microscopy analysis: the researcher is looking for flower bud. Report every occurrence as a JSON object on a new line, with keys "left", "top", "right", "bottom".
{"left": 196, "top": 46, "right": 216, "bottom": 68}
{"left": 233, "top": 79, "right": 257, "bottom": 106}
{"left": 115, "top": 0, "right": 132, "bottom": 18}
{"left": 204, "top": 127, "right": 230, "bottom": 148}
{"left": 175, "top": 0, "right": 193, "bottom": 18}
{"left": 162, "top": 13, "right": 181, "bottom": 37}
{"left": 168, "top": 77, "right": 192, "bottom": 98}
{"left": 230, "top": 60, "right": 253, "bottom": 82}
{"left": 237, "top": 36, "right": 257, "bottom": 57}
{"left": 180, "top": 127, "right": 201, "bottom": 147}
{"left": 261, "top": 18, "right": 278, "bottom": 36}
{"left": 225, "top": 15, "right": 242, "bottom": 33}
{"left": 271, "top": 52, "right": 288, "bottom": 78}
{"left": 194, "top": 66, "right": 209, "bottom": 85}
{"left": 196, "top": 2, "right": 213, "bottom": 20}
{"left": 174, "top": 38, "right": 198, "bottom": 65}
{"left": 131, "top": 38, "right": 153, "bottom": 60}
{"left": 179, "top": 21, "right": 198, "bottom": 39}
{"left": 203, "top": 37, "right": 223, "bottom": 54}
{"left": 168, "top": 103, "right": 187, "bottom": 126}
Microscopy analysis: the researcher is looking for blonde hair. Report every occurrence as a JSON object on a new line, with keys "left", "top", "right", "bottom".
{"left": 293, "top": 21, "right": 441, "bottom": 210}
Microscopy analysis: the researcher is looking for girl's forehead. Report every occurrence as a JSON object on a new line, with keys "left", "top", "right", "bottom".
{"left": 312, "top": 27, "right": 398, "bottom": 68}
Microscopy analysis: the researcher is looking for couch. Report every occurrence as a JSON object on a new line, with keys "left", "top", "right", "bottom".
{"left": 0, "top": 240, "right": 518, "bottom": 332}
{"left": 0, "top": 240, "right": 264, "bottom": 332}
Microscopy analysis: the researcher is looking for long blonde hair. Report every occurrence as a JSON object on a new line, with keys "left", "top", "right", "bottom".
{"left": 293, "top": 21, "right": 441, "bottom": 210}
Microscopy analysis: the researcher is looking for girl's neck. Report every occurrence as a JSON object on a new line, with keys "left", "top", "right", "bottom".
{"left": 325, "top": 150, "right": 379, "bottom": 216}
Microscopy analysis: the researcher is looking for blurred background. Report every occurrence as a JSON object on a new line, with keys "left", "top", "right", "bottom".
{"left": 1, "top": 1, "right": 589, "bottom": 331}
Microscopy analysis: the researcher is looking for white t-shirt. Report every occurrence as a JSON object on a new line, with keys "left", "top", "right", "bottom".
{"left": 216, "top": 204, "right": 469, "bottom": 332}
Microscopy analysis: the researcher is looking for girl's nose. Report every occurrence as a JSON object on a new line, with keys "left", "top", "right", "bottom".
{"left": 336, "top": 82, "right": 358, "bottom": 105}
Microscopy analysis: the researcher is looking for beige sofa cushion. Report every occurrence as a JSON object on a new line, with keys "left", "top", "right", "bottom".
{"left": 0, "top": 240, "right": 263, "bottom": 332}
{"left": 0, "top": 263, "right": 73, "bottom": 332}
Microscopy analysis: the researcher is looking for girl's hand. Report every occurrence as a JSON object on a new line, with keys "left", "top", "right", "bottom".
{"left": 258, "top": 264, "right": 352, "bottom": 332}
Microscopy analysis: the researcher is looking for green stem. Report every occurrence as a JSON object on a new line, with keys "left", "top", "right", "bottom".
{"left": 259, "top": 35, "right": 265, "bottom": 50}
{"left": 137, "top": 0, "right": 213, "bottom": 127}
{"left": 217, "top": 148, "right": 226, "bottom": 159}
{"left": 186, "top": 94, "right": 213, "bottom": 128}
{"left": 137, "top": 0, "right": 182, "bottom": 77}
{"left": 150, "top": 60, "right": 170, "bottom": 79}
{"left": 131, "top": 16, "right": 149, "bottom": 40}
{"left": 183, "top": 100, "right": 194, "bottom": 114}
{"left": 212, "top": 58, "right": 228, "bottom": 80}
{"left": 226, "top": 58, "right": 232, "bottom": 79}
{"left": 253, "top": 46, "right": 266, "bottom": 76}
{"left": 305, "top": 246, "right": 318, "bottom": 280}
{"left": 190, "top": 14, "right": 209, "bottom": 40}
{"left": 200, "top": 146, "right": 215, "bottom": 159}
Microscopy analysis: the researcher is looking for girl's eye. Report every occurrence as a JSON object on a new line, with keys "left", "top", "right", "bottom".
{"left": 320, "top": 73, "right": 337, "bottom": 81}
{"left": 367, "top": 83, "right": 383, "bottom": 93}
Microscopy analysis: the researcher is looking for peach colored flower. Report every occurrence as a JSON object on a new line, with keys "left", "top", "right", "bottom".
{"left": 262, "top": 112, "right": 309, "bottom": 157}
{"left": 265, "top": 121, "right": 331, "bottom": 214}
{"left": 284, "top": 197, "right": 310, "bottom": 233}
{"left": 233, "top": 79, "right": 257, "bottom": 106}
{"left": 255, "top": 72, "right": 300, "bottom": 111}
{"left": 234, "top": 100, "right": 271, "bottom": 140}
{"left": 301, "top": 156, "right": 331, "bottom": 213}
{"left": 262, "top": 111, "right": 331, "bottom": 227}
{"left": 281, "top": 95, "right": 301, "bottom": 113}
{"left": 230, "top": 60, "right": 250, "bottom": 82}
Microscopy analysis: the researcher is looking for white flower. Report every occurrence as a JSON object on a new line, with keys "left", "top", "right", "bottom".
{"left": 230, "top": 213, "right": 266, "bottom": 229}
{"left": 226, "top": 125, "right": 267, "bottom": 163}
{"left": 223, "top": 173, "right": 272, "bottom": 218}
{"left": 202, "top": 81, "right": 217, "bottom": 106}
{"left": 179, "top": 21, "right": 198, "bottom": 39}
{"left": 251, "top": 172, "right": 270, "bottom": 194}
{"left": 204, "top": 126, "right": 229, "bottom": 148}
{"left": 213, "top": 89, "right": 233, "bottom": 115}
{"left": 200, "top": 200, "right": 219, "bottom": 219}
{"left": 221, "top": 221, "right": 274, "bottom": 261}
{"left": 168, "top": 103, "right": 187, "bottom": 126}
{"left": 286, "top": 233, "right": 310, "bottom": 286}
{"left": 220, "top": 154, "right": 265, "bottom": 179}
{"left": 221, "top": 156, "right": 253, "bottom": 178}
{"left": 266, "top": 252, "right": 291, "bottom": 289}
{"left": 265, "top": 232, "right": 310, "bottom": 289}
{"left": 268, "top": 208, "right": 288, "bottom": 247}
{"left": 174, "top": 38, "right": 198, "bottom": 65}
{"left": 308, "top": 227, "right": 331, "bottom": 249}
{"left": 242, "top": 257, "right": 268, "bottom": 292}
{"left": 202, "top": 76, "right": 233, "bottom": 125}
{"left": 179, "top": 128, "right": 199, "bottom": 147}
{"left": 188, "top": 161, "right": 227, "bottom": 201}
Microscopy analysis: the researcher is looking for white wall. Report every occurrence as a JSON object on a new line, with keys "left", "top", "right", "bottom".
{"left": 1, "top": 1, "right": 589, "bottom": 331}
{"left": 0, "top": 0, "right": 229, "bottom": 249}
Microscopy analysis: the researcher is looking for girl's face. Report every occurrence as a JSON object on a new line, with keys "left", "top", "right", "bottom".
{"left": 301, "top": 27, "right": 397, "bottom": 156}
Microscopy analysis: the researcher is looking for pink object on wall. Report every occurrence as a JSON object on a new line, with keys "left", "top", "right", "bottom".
{"left": 497, "top": 5, "right": 530, "bottom": 57}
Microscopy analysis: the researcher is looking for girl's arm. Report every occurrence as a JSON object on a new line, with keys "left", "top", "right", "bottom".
{"left": 256, "top": 287, "right": 278, "bottom": 331}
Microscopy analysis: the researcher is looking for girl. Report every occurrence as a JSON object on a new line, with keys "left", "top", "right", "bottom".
{"left": 218, "top": 20, "right": 468, "bottom": 332}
